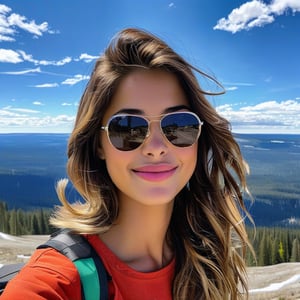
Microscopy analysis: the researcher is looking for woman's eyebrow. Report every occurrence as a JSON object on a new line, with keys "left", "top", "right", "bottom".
{"left": 114, "top": 105, "right": 190, "bottom": 115}
{"left": 114, "top": 108, "right": 143, "bottom": 115}
{"left": 164, "top": 105, "right": 190, "bottom": 113}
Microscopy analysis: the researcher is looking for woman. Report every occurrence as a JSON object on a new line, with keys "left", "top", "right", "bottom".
{"left": 2, "top": 28, "right": 252, "bottom": 299}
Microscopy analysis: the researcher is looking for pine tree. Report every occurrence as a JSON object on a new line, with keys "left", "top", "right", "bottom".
{"left": 290, "top": 238, "right": 300, "bottom": 262}
{"left": 9, "top": 209, "right": 17, "bottom": 235}
{"left": 258, "top": 229, "right": 271, "bottom": 266}
{"left": 271, "top": 238, "right": 281, "bottom": 264}
{"left": 0, "top": 201, "right": 9, "bottom": 233}
{"left": 31, "top": 214, "right": 40, "bottom": 234}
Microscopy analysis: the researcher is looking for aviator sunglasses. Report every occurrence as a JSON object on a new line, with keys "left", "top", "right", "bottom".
{"left": 101, "top": 111, "right": 203, "bottom": 151}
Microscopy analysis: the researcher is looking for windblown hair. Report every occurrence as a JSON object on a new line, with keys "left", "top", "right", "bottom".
{"left": 51, "top": 28, "right": 253, "bottom": 299}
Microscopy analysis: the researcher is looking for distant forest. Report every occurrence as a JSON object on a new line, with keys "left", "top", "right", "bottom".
{"left": 0, "top": 201, "right": 53, "bottom": 236}
{"left": 247, "top": 227, "right": 300, "bottom": 266}
{"left": 1, "top": 200, "right": 300, "bottom": 267}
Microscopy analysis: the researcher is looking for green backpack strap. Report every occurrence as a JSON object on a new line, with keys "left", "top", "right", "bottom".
{"left": 74, "top": 258, "right": 100, "bottom": 300}
{"left": 37, "top": 229, "right": 108, "bottom": 300}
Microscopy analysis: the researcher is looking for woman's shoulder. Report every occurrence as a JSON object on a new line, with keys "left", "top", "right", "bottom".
{"left": 29, "top": 247, "right": 79, "bottom": 276}
{"left": 1, "top": 247, "right": 81, "bottom": 300}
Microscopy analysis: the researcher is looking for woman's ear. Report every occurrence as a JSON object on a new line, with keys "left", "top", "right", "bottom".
{"left": 98, "top": 147, "right": 105, "bottom": 160}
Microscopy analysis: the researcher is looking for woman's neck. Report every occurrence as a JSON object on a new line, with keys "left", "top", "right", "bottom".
{"left": 100, "top": 198, "right": 174, "bottom": 272}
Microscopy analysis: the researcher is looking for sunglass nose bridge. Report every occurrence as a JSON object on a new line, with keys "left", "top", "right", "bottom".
{"left": 144, "top": 118, "right": 165, "bottom": 140}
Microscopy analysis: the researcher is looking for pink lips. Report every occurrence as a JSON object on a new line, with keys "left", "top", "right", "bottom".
{"left": 133, "top": 164, "right": 177, "bottom": 182}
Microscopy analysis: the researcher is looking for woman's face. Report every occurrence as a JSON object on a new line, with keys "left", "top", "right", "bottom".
{"left": 100, "top": 69, "right": 198, "bottom": 207}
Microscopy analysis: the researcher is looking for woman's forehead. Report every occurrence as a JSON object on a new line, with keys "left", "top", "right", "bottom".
{"left": 103, "top": 69, "right": 189, "bottom": 119}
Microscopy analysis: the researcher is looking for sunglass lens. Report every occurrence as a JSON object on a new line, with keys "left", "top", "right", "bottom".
{"left": 161, "top": 113, "right": 200, "bottom": 147}
{"left": 108, "top": 116, "right": 148, "bottom": 151}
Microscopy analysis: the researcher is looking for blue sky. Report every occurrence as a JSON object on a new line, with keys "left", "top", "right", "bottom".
{"left": 0, "top": 0, "right": 299, "bottom": 134}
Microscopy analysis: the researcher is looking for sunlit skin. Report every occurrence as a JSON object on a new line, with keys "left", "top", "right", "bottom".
{"left": 99, "top": 70, "right": 198, "bottom": 272}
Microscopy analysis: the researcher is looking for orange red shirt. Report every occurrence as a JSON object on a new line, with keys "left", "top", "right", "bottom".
{"left": 1, "top": 234, "right": 175, "bottom": 300}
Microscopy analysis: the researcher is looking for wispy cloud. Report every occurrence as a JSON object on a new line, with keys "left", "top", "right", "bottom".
{"left": 0, "top": 4, "right": 54, "bottom": 42}
{"left": 214, "top": 0, "right": 300, "bottom": 33}
{"left": 61, "top": 74, "right": 90, "bottom": 85}
{"left": 18, "top": 50, "right": 72, "bottom": 66}
{"left": 226, "top": 86, "right": 238, "bottom": 91}
{"left": 76, "top": 53, "right": 98, "bottom": 63}
{"left": 217, "top": 99, "right": 300, "bottom": 133}
{"left": 223, "top": 81, "right": 254, "bottom": 87}
{"left": 0, "top": 49, "right": 98, "bottom": 66}
{"left": 33, "top": 83, "right": 59, "bottom": 88}
{"left": 33, "top": 101, "right": 44, "bottom": 106}
{"left": 0, "top": 48, "right": 72, "bottom": 65}
{"left": 0, "top": 67, "right": 41, "bottom": 75}
{"left": 2, "top": 106, "right": 39, "bottom": 114}
{"left": 223, "top": 81, "right": 254, "bottom": 92}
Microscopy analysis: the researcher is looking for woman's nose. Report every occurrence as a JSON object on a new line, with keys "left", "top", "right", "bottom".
{"left": 141, "top": 122, "right": 168, "bottom": 157}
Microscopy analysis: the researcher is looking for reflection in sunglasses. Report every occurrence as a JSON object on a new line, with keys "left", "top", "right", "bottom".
{"left": 101, "top": 112, "right": 203, "bottom": 151}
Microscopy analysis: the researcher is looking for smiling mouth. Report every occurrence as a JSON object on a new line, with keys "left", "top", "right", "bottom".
{"left": 132, "top": 165, "right": 177, "bottom": 182}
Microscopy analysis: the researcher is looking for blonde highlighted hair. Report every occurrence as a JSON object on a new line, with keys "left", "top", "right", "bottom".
{"left": 51, "top": 28, "right": 253, "bottom": 299}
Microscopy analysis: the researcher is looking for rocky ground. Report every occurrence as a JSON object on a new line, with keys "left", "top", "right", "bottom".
{"left": 1, "top": 234, "right": 300, "bottom": 299}
{"left": 247, "top": 263, "right": 300, "bottom": 299}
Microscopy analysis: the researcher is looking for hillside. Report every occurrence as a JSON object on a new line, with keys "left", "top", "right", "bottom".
{"left": 0, "top": 133, "right": 299, "bottom": 226}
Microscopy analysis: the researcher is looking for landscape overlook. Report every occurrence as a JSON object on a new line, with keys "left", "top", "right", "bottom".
{"left": 0, "top": 133, "right": 299, "bottom": 227}
{"left": 1, "top": 132, "right": 300, "bottom": 299}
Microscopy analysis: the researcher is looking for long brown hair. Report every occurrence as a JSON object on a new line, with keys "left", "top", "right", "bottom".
{"left": 51, "top": 28, "right": 252, "bottom": 299}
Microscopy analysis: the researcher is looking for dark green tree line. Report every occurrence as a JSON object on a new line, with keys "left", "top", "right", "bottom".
{"left": 0, "top": 201, "right": 53, "bottom": 235}
{"left": 246, "top": 227, "right": 300, "bottom": 266}
{"left": 1, "top": 200, "right": 300, "bottom": 267}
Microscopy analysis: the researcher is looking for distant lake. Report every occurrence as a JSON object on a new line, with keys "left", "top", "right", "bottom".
{"left": 0, "top": 133, "right": 299, "bottom": 225}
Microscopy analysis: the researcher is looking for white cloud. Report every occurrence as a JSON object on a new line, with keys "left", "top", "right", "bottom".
{"left": 214, "top": 0, "right": 300, "bottom": 33}
{"left": 0, "top": 4, "right": 53, "bottom": 42}
{"left": 0, "top": 48, "right": 72, "bottom": 66}
{"left": 0, "top": 48, "right": 22, "bottom": 63}
{"left": 7, "top": 13, "right": 48, "bottom": 36}
{"left": 0, "top": 4, "right": 11, "bottom": 15}
{"left": 226, "top": 86, "right": 238, "bottom": 91}
{"left": 18, "top": 50, "right": 72, "bottom": 66}
{"left": 54, "top": 57, "right": 72, "bottom": 66}
{"left": 0, "top": 67, "right": 41, "bottom": 75}
{"left": 77, "top": 53, "right": 98, "bottom": 63}
{"left": 217, "top": 99, "right": 300, "bottom": 133}
{"left": 0, "top": 107, "right": 75, "bottom": 133}
{"left": 61, "top": 74, "right": 90, "bottom": 85}
{"left": 2, "top": 106, "right": 39, "bottom": 114}
{"left": 223, "top": 81, "right": 254, "bottom": 87}
{"left": 33, "top": 83, "right": 59, "bottom": 88}
{"left": 0, "top": 34, "right": 14, "bottom": 42}
{"left": 270, "top": 0, "right": 300, "bottom": 14}
{"left": 0, "top": 105, "right": 75, "bottom": 132}
{"left": 2, "top": 98, "right": 299, "bottom": 134}
{"left": 33, "top": 101, "right": 44, "bottom": 106}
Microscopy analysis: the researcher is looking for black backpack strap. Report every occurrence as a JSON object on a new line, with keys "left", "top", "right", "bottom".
{"left": 38, "top": 229, "right": 92, "bottom": 261}
{"left": 38, "top": 229, "right": 108, "bottom": 300}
